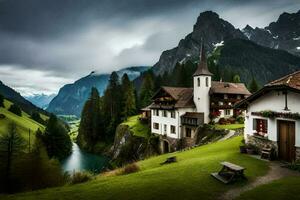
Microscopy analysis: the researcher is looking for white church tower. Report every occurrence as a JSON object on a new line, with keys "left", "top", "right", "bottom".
{"left": 193, "top": 43, "right": 213, "bottom": 123}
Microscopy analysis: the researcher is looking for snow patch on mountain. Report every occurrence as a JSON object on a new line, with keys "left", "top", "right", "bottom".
{"left": 293, "top": 36, "right": 300, "bottom": 40}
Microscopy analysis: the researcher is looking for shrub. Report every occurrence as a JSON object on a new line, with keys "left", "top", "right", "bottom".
{"left": 8, "top": 104, "right": 22, "bottom": 116}
{"left": 121, "top": 163, "right": 140, "bottom": 175}
{"left": 70, "top": 171, "right": 93, "bottom": 184}
{"left": 218, "top": 118, "right": 227, "bottom": 125}
{"left": 236, "top": 116, "right": 245, "bottom": 124}
{"left": 285, "top": 162, "right": 300, "bottom": 172}
{"left": 209, "top": 110, "right": 221, "bottom": 120}
{"left": 31, "top": 112, "right": 46, "bottom": 125}
{"left": 0, "top": 114, "right": 5, "bottom": 119}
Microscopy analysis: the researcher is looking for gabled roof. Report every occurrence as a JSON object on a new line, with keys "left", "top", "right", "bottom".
{"left": 211, "top": 81, "right": 251, "bottom": 95}
{"left": 193, "top": 43, "right": 213, "bottom": 76}
{"left": 151, "top": 86, "right": 195, "bottom": 108}
{"left": 235, "top": 70, "right": 300, "bottom": 108}
{"left": 266, "top": 70, "right": 300, "bottom": 90}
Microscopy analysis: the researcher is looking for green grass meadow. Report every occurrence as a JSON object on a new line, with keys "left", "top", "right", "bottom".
{"left": 122, "top": 115, "right": 150, "bottom": 138}
{"left": 1, "top": 136, "right": 269, "bottom": 200}
{"left": 0, "top": 100, "right": 45, "bottom": 143}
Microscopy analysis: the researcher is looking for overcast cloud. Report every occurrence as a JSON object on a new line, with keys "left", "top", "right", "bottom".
{"left": 0, "top": 0, "right": 299, "bottom": 96}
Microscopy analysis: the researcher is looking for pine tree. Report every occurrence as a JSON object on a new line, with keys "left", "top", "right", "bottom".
{"left": 121, "top": 74, "right": 136, "bottom": 120}
{"left": 140, "top": 72, "right": 154, "bottom": 108}
{"left": 42, "top": 114, "right": 72, "bottom": 160}
{"left": 8, "top": 104, "right": 22, "bottom": 116}
{"left": 0, "top": 123, "right": 26, "bottom": 193}
{"left": 249, "top": 77, "right": 260, "bottom": 93}
{"left": 103, "top": 72, "right": 122, "bottom": 137}
{"left": 232, "top": 74, "right": 241, "bottom": 83}
{"left": 78, "top": 87, "right": 104, "bottom": 149}
{"left": 0, "top": 93, "right": 4, "bottom": 108}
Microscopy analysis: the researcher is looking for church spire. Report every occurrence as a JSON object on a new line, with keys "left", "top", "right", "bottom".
{"left": 193, "top": 41, "right": 213, "bottom": 76}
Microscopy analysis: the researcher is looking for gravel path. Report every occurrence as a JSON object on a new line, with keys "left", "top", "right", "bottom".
{"left": 220, "top": 161, "right": 300, "bottom": 200}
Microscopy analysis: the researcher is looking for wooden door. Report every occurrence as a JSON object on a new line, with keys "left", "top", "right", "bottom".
{"left": 278, "top": 121, "right": 295, "bottom": 162}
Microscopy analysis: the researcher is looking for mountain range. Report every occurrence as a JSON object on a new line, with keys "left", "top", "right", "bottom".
{"left": 21, "top": 10, "right": 300, "bottom": 117}
{"left": 153, "top": 10, "right": 300, "bottom": 75}
{"left": 47, "top": 66, "right": 150, "bottom": 116}
{"left": 25, "top": 94, "right": 56, "bottom": 109}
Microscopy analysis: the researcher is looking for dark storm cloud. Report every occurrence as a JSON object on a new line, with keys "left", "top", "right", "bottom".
{"left": 0, "top": 0, "right": 299, "bottom": 95}
{"left": 0, "top": 0, "right": 200, "bottom": 38}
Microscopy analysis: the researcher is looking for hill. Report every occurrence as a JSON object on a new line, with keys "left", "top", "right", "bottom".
{"left": 0, "top": 99, "right": 46, "bottom": 143}
{"left": 0, "top": 136, "right": 270, "bottom": 200}
{"left": 0, "top": 81, "right": 48, "bottom": 116}
{"left": 47, "top": 66, "right": 150, "bottom": 116}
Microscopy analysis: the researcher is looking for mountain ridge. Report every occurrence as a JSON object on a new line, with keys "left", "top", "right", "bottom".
{"left": 47, "top": 66, "right": 150, "bottom": 116}
{"left": 153, "top": 10, "right": 300, "bottom": 76}
{"left": 0, "top": 81, "right": 48, "bottom": 115}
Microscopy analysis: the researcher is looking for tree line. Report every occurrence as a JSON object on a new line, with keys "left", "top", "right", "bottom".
{"left": 77, "top": 70, "right": 157, "bottom": 152}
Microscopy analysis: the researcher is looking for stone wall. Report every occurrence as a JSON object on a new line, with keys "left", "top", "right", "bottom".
{"left": 247, "top": 134, "right": 278, "bottom": 157}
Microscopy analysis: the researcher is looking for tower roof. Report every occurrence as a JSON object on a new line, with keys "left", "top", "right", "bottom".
{"left": 193, "top": 43, "right": 213, "bottom": 76}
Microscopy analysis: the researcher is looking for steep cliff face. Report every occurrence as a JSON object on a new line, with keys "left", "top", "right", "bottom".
{"left": 152, "top": 11, "right": 246, "bottom": 75}
{"left": 110, "top": 124, "right": 159, "bottom": 166}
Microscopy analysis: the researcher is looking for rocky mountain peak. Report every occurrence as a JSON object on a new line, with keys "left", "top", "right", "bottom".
{"left": 153, "top": 11, "right": 245, "bottom": 75}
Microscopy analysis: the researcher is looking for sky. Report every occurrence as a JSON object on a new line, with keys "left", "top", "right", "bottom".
{"left": 0, "top": 0, "right": 299, "bottom": 96}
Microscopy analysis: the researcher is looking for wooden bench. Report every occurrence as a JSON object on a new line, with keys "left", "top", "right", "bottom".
{"left": 211, "top": 162, "right": 246, "bottom": 184}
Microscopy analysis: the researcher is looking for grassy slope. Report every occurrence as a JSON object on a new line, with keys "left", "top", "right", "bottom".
{"left": 214, "top": 123, "right": 244, "bottom": 130}
{"left": 121, "top": 115, "right": 150, "bottom": 138}
{"left": 2, "top": 136, "right": 269, "bottom": 200}
{"left": 0, "top": 100, "right": 45, "bottom": 142}
{"left": 237, "top": 177, "right": 300, "bottom": 200}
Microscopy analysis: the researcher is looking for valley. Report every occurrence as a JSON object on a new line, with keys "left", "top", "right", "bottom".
{"left": 0, "top": 3, "right": 300, "bottom": 200}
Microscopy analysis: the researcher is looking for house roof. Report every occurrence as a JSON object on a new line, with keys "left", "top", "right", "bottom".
{"left": 235, "top": 70, "right": 300, "bottom": 108}
{"left": 181, "top": 112, "right": 204, "bottom": 119}
{"left": 193, "top": 43, "right": 213, "bottom": 76}
{"left": 141, "top": 105, "right": 151, "bottom": 111}
{"left": 266, "top": 70, "right": 300, "bottom": 90}
{"left": 210, "top": 81, "right": 251, "bottom": 95}
{"left": 151, "top": 86, "right": 195, "bottom": 108}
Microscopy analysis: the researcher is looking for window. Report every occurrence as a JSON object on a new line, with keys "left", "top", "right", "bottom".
{"left": 197, "top": 78, "right": 200, "bottom": 87}
{"left": 153, "top": 123, "right": 159, "bottom": 130}
{"left": 225, "top": 109, "right": 231, "bottom": 116}
{"left": 206, "top": 77, "right": 209, "bottom": 87}
{"left": 163, "top": 110, "right": 167, "bottom": 117}
{"left": 171, "top": 111, "right": 176, "bottom": 118}
{"left": 164, "top": 124, "right": 167, "bottom": 134}
{"left": 237, "top": 95, "right": 241, "bottom": 100}
{"left": 153, "top": 110, "right": 159, "bottom": 116}
{"left": 253, "top": 119, "right": 268, "bottom": 136}
{"left": 224, "top": 94, "right": 228, "bottom": 99}
{"left": 186, "top": 128, "right": 191, "bottom": 138}
{"left": 170, "top": 125, "right": 176, "bottom": 134}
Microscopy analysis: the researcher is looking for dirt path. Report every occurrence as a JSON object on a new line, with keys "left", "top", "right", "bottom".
{"left": 220, "top": 161, "right": 300, "bottom": 200}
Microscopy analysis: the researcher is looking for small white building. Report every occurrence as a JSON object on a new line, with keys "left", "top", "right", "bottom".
{"left": 149, "top": 44, "right": 250, "bottom": 153}
{"left": 236, "top": 71, "right": 300, "bottom": 162}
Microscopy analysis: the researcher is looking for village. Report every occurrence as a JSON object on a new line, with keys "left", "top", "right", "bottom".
{"left": 0, "top": 1, "right": 300, "bottom": 199}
